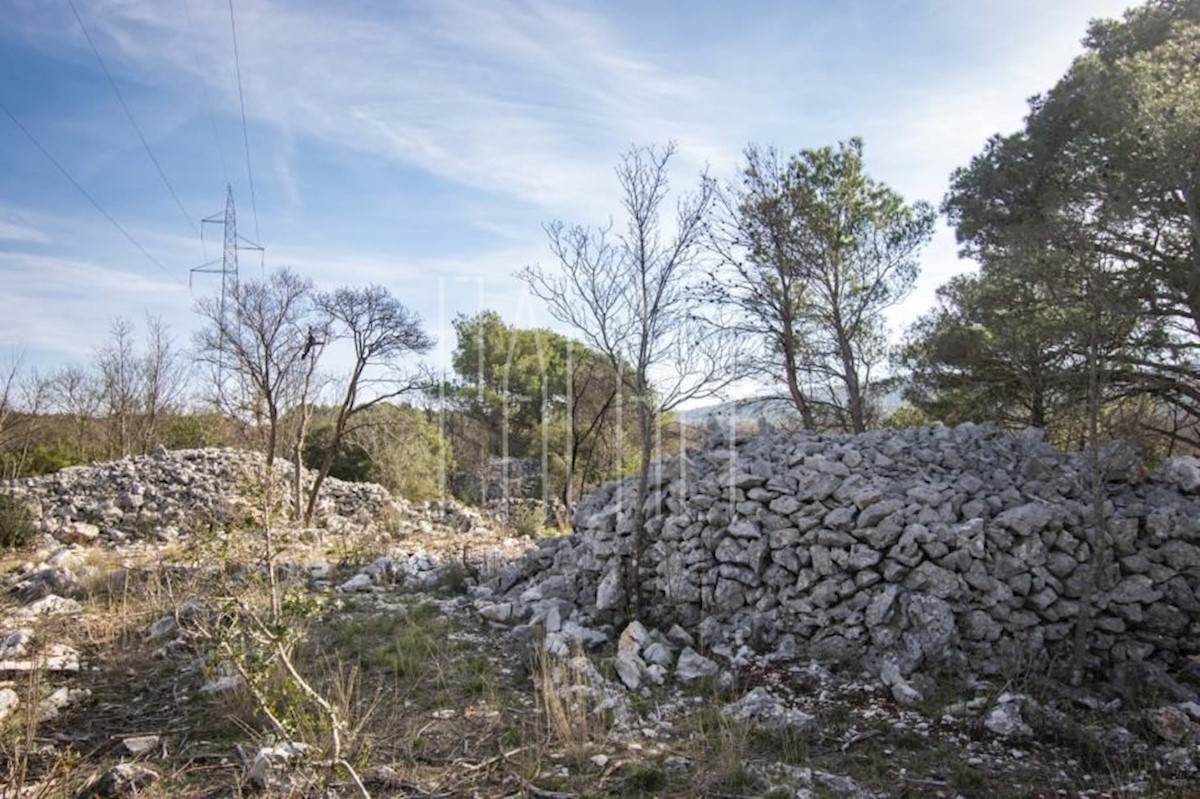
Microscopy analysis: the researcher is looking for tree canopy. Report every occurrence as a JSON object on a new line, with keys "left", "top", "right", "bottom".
{"left": 712, "top": 139, "right": 934, "bottom": 432}
{"left": 912, "top": 0, "right": 1200, "bottom": 448}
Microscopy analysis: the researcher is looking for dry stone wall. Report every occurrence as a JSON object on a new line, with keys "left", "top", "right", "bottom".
{"left": 482, "top": 423, "right": 1200, "bottom": 677}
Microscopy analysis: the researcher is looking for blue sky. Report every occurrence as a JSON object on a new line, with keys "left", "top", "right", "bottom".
{"left": 0, "top": 0, "right": 1135, "bottom": 379}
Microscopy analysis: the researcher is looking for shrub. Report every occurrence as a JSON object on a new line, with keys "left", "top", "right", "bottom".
{"left": 305, "top": 404, "right": 453, "bottom": 503}
{"left": 509, "top": 502, "right": 545, "bottom": 538}
{"left": 884, "top": 404, "right": 929, "bottom": 429}
{"left": 304, "top": 425, "right": 373, "bottom": 483}
{"left": 0, "top": 493, "right": 37, "bottom": 549}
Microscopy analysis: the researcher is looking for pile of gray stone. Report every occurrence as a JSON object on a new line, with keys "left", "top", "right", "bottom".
{"left": 476, "top": 423, "right": 1200, "bottom": 681}
{"left": 5, "top": 447, "right": 393, "bottom": 542}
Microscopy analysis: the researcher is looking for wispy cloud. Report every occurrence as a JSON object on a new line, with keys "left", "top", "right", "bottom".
{"left": 0, "top": 250, "right": 189, "bottom": 360}
{"left": 0, "top": 212, "right": 49, "bottom": 244}
{"left": 15, "top": 0, "right": 714, "bottom": 221}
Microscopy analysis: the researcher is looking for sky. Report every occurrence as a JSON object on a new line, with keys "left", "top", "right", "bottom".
{"left": 0, "top": 0, "right": 1137, "bottom": 387}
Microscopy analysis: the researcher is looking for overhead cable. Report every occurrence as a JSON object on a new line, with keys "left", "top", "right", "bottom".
{"left": 0, "top": 99, "right": 183, "bottom": 285}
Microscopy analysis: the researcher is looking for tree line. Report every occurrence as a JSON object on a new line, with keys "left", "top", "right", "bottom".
{"left": 902, "top": 0, "right": 1200, "bottom": 457}
{"left": 3, "top": 0, "right": 1196, "bottom": 520}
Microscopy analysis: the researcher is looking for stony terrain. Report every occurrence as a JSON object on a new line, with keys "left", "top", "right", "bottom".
{"left": 0, "top": 434, "right": 1197, "bottom": 798}
{"left": 8, "top": 447, "right": 395, "bottom": 540}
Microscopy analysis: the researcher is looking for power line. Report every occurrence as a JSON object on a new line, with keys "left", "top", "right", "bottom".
{"left": 180, "top": 0, "right": 230, "bottom": 189}
{"left": 67, "top": 0, "right": 198, "bottom": 236}
{"left": 227, "top": 0, "right": 260, "bottom": 246}
{"left": 0, "top": 99, "right": 183, "bottom": 285}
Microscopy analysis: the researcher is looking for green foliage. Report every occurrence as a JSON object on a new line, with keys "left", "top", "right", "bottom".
{"left": 0, "top": 493, "right": 37, "bottom": 549}
{"left": 508, "top": 502, "right": 546, "bottom": 538}
{"left": 897, "top": 262, "right": 1107, "bottom": 430}
{"left": 724, "top": 139, "right": 934, "bottom": 432}
{"left": 622, "top": 764, "right": 668, "bottom": 793}
{"left": 0, "top": 445, "right": 84, "bottom": 477}
{"left": 160, "top": 412, "right": 237, "bottom": 449}
{"left": 445, "top": 311, "right": 637, "bottom": 504}
{"left": 937, "top": 0, "right": 1200, "bottom": 444}
{"left": 330, "top": 602, "right": 447, "bottom": 682}
{"left": 883, "top": 404, "right": 929, "bottom": 430}
{"left": 354, "top": 404, "right": 452, "bottom": 502}
{"left": 304, "top": 424, "right": 373, "bottom": 483}
{"left": 303, "top": 404, "right": 452, "bottom": 503}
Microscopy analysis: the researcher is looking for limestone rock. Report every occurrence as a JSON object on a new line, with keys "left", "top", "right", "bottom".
{"left": 473, "top": 421, "right": 1200, "bottom": 681}
{"left": 17, "top": 594, "right": 82, "bottom": 618}
{"left": 58, "top": 521, "right": 100, "bottom": 545}
{"left": 0, "top": 628, "right": 33, "bottom": 659}
{"left": 338, "top": 573, "right": 374, "bottom": 593}
{"left": 476, "top": 602, "right": 513, "bottom": 623}
{"left": 1151, "top": 706, "right": 1196, "bottom": 746}
{"left": 614, "top": 654, "right": 645, "bottom": 690}
{"left": 984, "top": 694, "right": 1032, "bottom": 739}
{"left": 879, "top": 656, "right": 922, "bottom": 706}
{"left": 121, "top": 736, "right": 161, "bottom": 756}
{"left": 995, "top": 502, "right": 1056, "bottom": 537}
{"left": 78, "top": 763, "right": 160, "bottom": 798}
{"left": 722, "top": 686, "right": 818, "bottom": 735}
{"left": 1159, "top": 457, "right": 1200, "bottom": 493}
{"left": 675, "top": 647, "right": 719, "bottom": 686}
{"left": 245, "top": 742, "right": 309, "bottom": 790}
{"left": 0, "top": 688, "right": 18, "bottom": 722}
{"left": 595, "top": 567, "right": 623, "bottom": 612}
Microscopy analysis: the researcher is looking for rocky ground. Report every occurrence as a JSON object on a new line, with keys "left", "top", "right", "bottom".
{"left": 0, "top": 445, "right": 1198, "bottom": 798}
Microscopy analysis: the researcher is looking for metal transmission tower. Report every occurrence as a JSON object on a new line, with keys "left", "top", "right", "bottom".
{"left": 190, "top": 183, "right": 262, "bottom": 294}
{"left": 190, "top": 184, "right": 263, "bottom": 404}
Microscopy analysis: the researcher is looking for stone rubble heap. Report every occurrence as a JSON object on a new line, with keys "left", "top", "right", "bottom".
{"left": 477, "top": 423, "right": 1200, "bottom": 679}
{"left": 6, "top": 447, "right": 395, "bottom": 542}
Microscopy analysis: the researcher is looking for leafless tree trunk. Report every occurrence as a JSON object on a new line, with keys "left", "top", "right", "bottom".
{"left": 193, "top": 268, "right": 314, "bottom": 469}
{"left": 303, "top": 286, "right": 432, "bottom": 523}
{"left": 521, "top": 142, "right": 747, "bottom": 621}
{"left": 139, "top": 314, "right": 190, "bottom": 454}
{"left": 10, "top": 368, "right": 52, "bottom": 476}
{"left": 96, "top": 317, "right": 143, "bottom": 458}
{"left": 709, "top": 145, "right": 818, "bottom": 429}
{"left": 0, "top": 352, "right": 27, "bottom": 473}
{"left": 0, "top": 354, "right": 51, "bottom": 478}
{"left": 51, "top": 364, "right": 101, "bottom": 459}
{"left": 287, "top": 328, "right": 327, "bottom": 522}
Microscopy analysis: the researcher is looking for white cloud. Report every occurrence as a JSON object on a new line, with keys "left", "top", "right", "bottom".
{"left": 0, "top": 214, "right": 49, "bottom": 244}
{"left": 18, "top": 0, "right": 714, "bottom": 221}
{"left": 0, "top": 250, "right": 190, "bottom": 361}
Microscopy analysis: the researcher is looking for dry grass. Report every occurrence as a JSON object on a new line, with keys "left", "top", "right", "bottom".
{"left": 533, "top": 646, "right": 614, "bottom": 764}
{"left": 3, "top": 526, "right": 1199, "bottom": 798}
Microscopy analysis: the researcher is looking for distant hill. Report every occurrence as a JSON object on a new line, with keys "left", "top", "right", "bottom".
{"left": 678, "top": 385, "right": 907, "bottom": 429}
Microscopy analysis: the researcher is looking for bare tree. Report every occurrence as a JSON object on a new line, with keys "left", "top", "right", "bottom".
{"left": 521, "top": 142, "right": 745, "bottom": 620}
{"left": 0, "top": 355, "right": 54, "bottom": 478}
{"left": 0, "top": 352, "right": 26, "bottom": 465}
{"left": 0, "top": 352, "right": 48, "bottom": 478}
{"left": 14, "top": 369, "right": 52, "bottom": 473}
{"left": 282, "top": 320, "right": 330, "bottom": 524}
{"left": 194, "top": 268, "right": 314, "bottom": 469}
{"left": 302, "top": 285, "right": 433, "bottom": 523}
{"left": 50, "top": 364, "right": 102, "bottom": 458}
{"left": 139, "top": 314, "right": 191, "bottom": 454}
{"left": 95, "top": 317, "right": 143, "bottom": 458}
